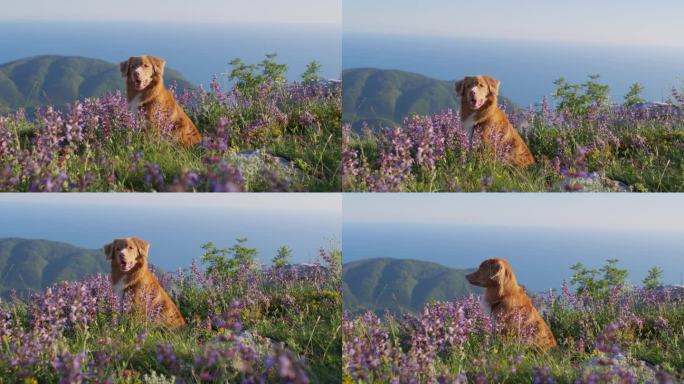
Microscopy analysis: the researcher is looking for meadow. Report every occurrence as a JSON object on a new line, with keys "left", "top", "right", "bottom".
{"left": 0, "top": 240, "right": 342, "bottom": 383}
{"left": 343, "top": 260, "right": 684, "bottom": 383}
{"left": 0, "top": 55, "right": 341, "bottom": 192}
{"left": 343, "top": 78, "right": 684, "bottom": 192}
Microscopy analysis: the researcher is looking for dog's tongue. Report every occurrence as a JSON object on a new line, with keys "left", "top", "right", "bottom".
{"left": 135, "top": 78, "right": 148, "bottom": 90}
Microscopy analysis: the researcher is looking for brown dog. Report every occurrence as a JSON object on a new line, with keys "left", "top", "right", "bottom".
{"left": 454, "top": 76, "right": 535, "bottom": 167}
{"left": 104, "top": 237, "right": 186, "bottom": 329}
{"left": 466, "top": 258, "right": 557, "bottom": 349}
{"left": 120, "top": 55, "right": 202, "bottom": 146}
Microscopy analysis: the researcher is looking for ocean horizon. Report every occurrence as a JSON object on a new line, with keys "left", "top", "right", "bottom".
{"left": 343, "top": 222, "right": 684, "bottom": 293}
{"left": 0, "top": 202, "right": 340, "bottom": 272}
{"left": 0, "top": 20, "right": 342, "bottom": 87}
{"left": 343, "top": 32, "right": 684, "bottom": 106}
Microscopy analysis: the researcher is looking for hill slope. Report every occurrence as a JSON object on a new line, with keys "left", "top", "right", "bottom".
{"left": 343, "top": 257, "right": 479, "bottom": 315}
{"left": 0, "top": 238, "right": 108, "bottom": 297}
{"left": 0, "top": 55, "right": 193, "bottom": 114}
{"left": 342, "top": 68, "right": 517, "bottom": 131}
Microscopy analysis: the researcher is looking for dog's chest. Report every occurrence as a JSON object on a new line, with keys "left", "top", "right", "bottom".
{"left": 462, "top": 115, "right": 477, "bottom": 147}
{"left": 112, "top": 278, "right": 126, "bottom": 303}
{"left": 127, "top": 94, "right": 142, "bottom": 114}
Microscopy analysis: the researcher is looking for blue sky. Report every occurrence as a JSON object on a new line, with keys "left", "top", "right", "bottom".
{"left": 344, "top": 0, "right": 684, "bottom": 48}
{"left": 0, "top": 0, "right": 341, "bottom": 25}
{"left": 0, "top": 194, "right": 341, "bottom": 271}
{"left": 343, "top": 194, "right": 684, "bottom": 233}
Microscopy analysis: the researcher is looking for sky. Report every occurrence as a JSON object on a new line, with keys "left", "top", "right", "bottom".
{"left": 343, "top": 194, "right": 684, "bottom": 289}
{"left": 0, "top": 193, "right": 341, "bottom": 215}
{"left": 343, "top": 194, "right": 684, "bottom": 234}
{"left": 0, "top": 0, "right": 341, "bottom": 25}
{"left": 343, "top": 0, "right": 684, "bottom": 48}
{"left": 0, "top": 194, "right": 341, "bottom": 271}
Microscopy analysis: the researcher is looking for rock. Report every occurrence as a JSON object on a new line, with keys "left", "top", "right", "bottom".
{"left": 631, "top": 102, "right": 683, "bottom": 119}
{"left": 652, "top": 285, "right": 684, "bottom": 299}
{"left": 581, "top": 353, "right": 658, "bottom": 382}
{"left": 235, "top": 330, "right": 282, "bottom": 355}
{"left": 227, "top": 149, "right": 307, "bottom": 189}
{"left": 233, "top": 149, "right": 294, "bottom": 169}
{"left": 553, "top": 172, "right": 632, "bottom": 192}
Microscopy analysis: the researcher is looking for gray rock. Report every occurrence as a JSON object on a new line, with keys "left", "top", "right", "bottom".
{"left": 581, "top": 353, "right": 658, "bottom": 382}
{"left": 553, "top": 172, "right": 632, "bottom": 192}
{"left": 227, "top": 149, "right": 307, "bottom": 189}
{"left": 233, "top": 149, "right": 294, "bottom": 169}
{"left": 630, "top": 102, "right": 683, "bottom": 119}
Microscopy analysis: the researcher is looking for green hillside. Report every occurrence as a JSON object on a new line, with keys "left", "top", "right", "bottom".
{"left": 342, "top": 67, "right": 516, "bottom": 131}
{"left": 0, "top": 238, "right": 108, "bottom": 297}
{"left": 0, "top": 55, "right": 193, "bottom": 114}
{"left": 343, "top": 257, "right": 479, "bottom": 315}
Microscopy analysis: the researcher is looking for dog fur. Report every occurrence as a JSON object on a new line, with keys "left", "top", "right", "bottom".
{"left": 454, "top": 76, "right": 535, "bottom": 167}
{"left": 120, "top": 55, "right": 202, "bottom": 146}
{"left": 466, "top": 258, "right": 557, "bottom": 349}
{"left": 103, "top": 237, "right": 186, "bottom": 329}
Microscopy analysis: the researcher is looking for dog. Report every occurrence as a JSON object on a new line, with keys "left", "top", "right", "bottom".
{"left": 120, "top": 55, "right": 202, "bottom": 146}
{"left": 466, "top": 258, "right": 557, "bottom": 349}
{"left": 103, "top": 237, "right": 186, "bottom": 329}
{"left": 454, "top": 76, "right": 535, "bottom": 167}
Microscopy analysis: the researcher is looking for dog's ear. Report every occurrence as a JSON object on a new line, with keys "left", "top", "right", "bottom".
{"left": 454, "top": 79, "right": 466, "bottom": 96}
{"left": 131, "top": 237, "right": 150, "bottom": 259}
{"left": 484, "top": 76, "right": 500, "bottom": 96}
{"left": 148, "top": 56, "right": 166, "bottom": 76}
{"left": 103, "top": 241, "right": 115, "bottom": 260}
{"left": 119, "top": 58, "right": 132, "bottom": 78}
{"left": 490, "top": 260, "right": 507, "bottom": 296}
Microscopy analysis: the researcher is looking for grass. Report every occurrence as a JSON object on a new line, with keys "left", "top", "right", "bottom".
{"left": 0, "top": 242, "right": 342, "bottom": 383}
{"left": 343, "top": 275, "right": 684, "bottom": 382}
{"left": 343, "top": 99, "right": 684, "bottom": 192}
{"left": 0, "top": 56, "right": 341, "bottom": 192}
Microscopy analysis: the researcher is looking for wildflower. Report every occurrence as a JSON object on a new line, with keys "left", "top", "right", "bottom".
{"left": 52, "top": 352, "right": 85, "bottom": 384}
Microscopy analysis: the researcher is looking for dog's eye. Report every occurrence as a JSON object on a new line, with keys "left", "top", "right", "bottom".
{"left": 128, "top": 246, "right": 133, "bottom": 249}
{"left": 144, "top": 64, "right": 150, "bottom": 68}
{"left": 478, "top": 84, "right": 484, "bottom": 88}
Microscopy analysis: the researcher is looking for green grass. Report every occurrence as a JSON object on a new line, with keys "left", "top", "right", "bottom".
{"left": 344, "top": 108, "right": 684, "bottom": 192}
{"left": 0, "top": 245, "right": 343, "bottom": 383}
{"left": 343, "top": 286, "right": 684, "bottom": 382}
{"left": 0, "top": 61, "right": 341, "bottom": 192}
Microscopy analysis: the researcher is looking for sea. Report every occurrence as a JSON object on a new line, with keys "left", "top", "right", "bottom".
{"left": 343, "top": 32, "right": 684, "bottom": 107}
{"left": 0, "top": 198, "right": 341, "bottom": 272}
{"left": 343, "top": 223, "right": 684, "bottom": 293}
{"left": 0, "top": 21, "right": 342, "bottom": 86}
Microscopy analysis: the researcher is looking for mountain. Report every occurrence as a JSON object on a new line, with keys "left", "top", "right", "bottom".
{"left": 0, "top": 238, "right": 109, "bottom": 297}
{"left": 342, "top": 68, "right": 517, "bottom": 131}
{"left": 0, "top": 55, "right": 193, "bottom": 114}
{"left": 343, "top": 257, "right": 480, "bottom": 315}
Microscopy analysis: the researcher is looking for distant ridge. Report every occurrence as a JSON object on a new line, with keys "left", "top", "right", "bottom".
{"left": 343, "top": 257, "right": 480, "bottom": 315}
{"left": 0, "top": 238, "right": 109, "bottom": 297}
{"left": 342, "top": 67, "right": 517, "bottom": 131}
{"left": 0, "top": 55, "right": 193, "bottom": 114}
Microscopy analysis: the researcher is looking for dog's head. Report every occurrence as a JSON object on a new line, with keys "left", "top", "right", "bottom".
{"left": 454, "top": 75, "right": 500, "bottom": 110}
{"left": 103, "top": 237, "right": 150, "bottom": 273}
{"left": 119, "top": 55, "right": 165, "bottom": 91}
{"left": 466, "top": 258, "right": 515, "bottom": 296}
